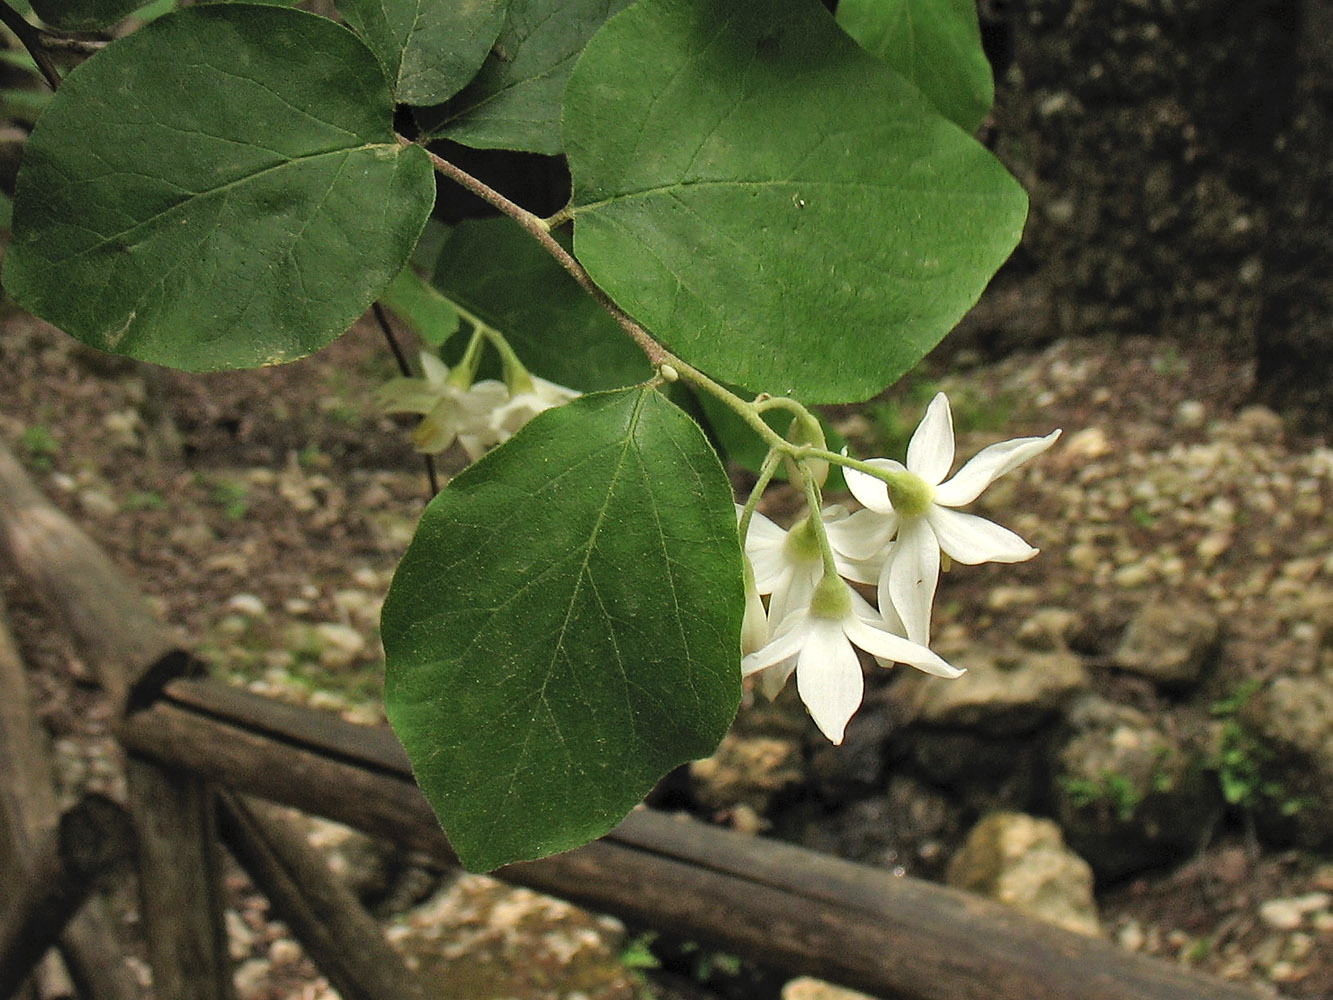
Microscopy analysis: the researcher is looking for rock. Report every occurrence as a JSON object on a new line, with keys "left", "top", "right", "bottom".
{"left": 1259, "top": 894, "right": 1332, "bottom": 931}
{"left": 690, "top": 732, "right": 804, "bottom": 813}
{"left": 899, "top": 645, "right": 1088, "bottom": 737}
{"left": 783, "top": 977, "right": 878, "bottom": 1000}
{"left": 1241, "top": 675, "right": 1333, "bottom": 848}
{"left": 1113, "top": 599, "right": 1220, "bottom": 688}
{"left": 313, "top": 622, "right": 367, "bottom": 670}
{"left": 388, "top": 874, "right": 636, "bottom": 1000}
{"left": 1052, "top": 696, "right": 1220, "bottom": 880}
{"left": 909, "top": 730, "right": 1050, "bottom": 816}
{"left": 1015, "top": 607, "right": 1084, "bottom": 651}
{"left": 946, "top": 812, "right": 1101, "bottom": 937}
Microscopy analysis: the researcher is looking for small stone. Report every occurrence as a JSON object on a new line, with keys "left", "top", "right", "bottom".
{"left": 690, "top": 733, "right": 804, "bottom": 812}
{"left": 1111, "top": 562, "right": 1153, "bottom": 588}
{"left": 1259, "top": 894, "right": 1332, "bottom": 931}
{"left": 783, "top": 977, "right": 878, "bottom": 1000}
{"left": 1062, "top": 427, "right": 1111, "bottom": 460}
{"left": 1015, "top": 608, "right": 1083, "bottom": 651}
{"left": 1114, "top": 600, "right": 1219, "bottom": 687}
{"left": 903, "top": 646, "right": 1088, "bottom": 737}
{"left": 946, "top": 812, "right": 1101, "bottom": 936}
{"left": 1174, "top": 400, "right": 1206, "bottom": 429}
{"left": 226, "top": 593, "right": 267, "bottom": 617}
{"left": 313, "top": 622, "right": 366, "bottom": 669}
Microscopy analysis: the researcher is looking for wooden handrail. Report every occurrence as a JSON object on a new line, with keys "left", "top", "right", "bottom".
{"left": 119, "top": 675, "right": 1266, "bottom": 1000}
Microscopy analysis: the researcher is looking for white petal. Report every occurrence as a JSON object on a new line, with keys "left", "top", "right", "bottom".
{"left": 834, "top": 551, "right": 882, "bottom": 587}
{"left": 767, "top": 565, "right": 818, "bottom": 636}
{"left": 741, "top": 616, "right": 810, "bottom": 677}
{"left": 825, "top": 508, "right": 898, "bottom": 561}
{"left": 741, "top": 510, "right": 790, "bottom": 592}
{"left": 933, "top": 429, "right": 1061, "bottom": 507}
{"left": 795, "top": 619, "right": 864, "bottom": 745}
{"left": 755, "top": 655, "right": 798, "bottom": 699}
{"left": 850, "top": 586, "right": 906, "bottom": 637}
{"left": 843, "top": 615, "right": 964, "bottom": 679}
{"left": 879, "top": 517, "right": 940, "bottom": 645}
{"left": 843, "top": 458, "right": 904, "bottom": 512}
{"left": 906, "top": 393, "right": 955, "bottom": 486}
{"left": 927, "top": 506, "right": 1038, "bottom": 564}
{"left": 418, "top": 351, "right": 450, "bottom": 385}
{"left": 741, "top": 570, "right": 769, "bottom": 656}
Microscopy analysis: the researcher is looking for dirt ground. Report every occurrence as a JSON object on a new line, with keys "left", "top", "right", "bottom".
{"left": 1, "top": 309, "right": 1330, "bottom": 999}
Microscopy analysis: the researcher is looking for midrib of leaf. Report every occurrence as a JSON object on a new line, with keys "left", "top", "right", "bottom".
{"left": 61, "top": 142, "right": 393, "bottom": 262}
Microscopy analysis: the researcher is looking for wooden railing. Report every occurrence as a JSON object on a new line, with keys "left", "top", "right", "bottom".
{"left": 0, "top": 441, "right": 1268, "bottom": 1000}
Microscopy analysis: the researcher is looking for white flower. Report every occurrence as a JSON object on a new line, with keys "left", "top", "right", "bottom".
{"left": 837, "top": 392, "right": 1060, "bottom": 644}
{"left": 375, "top": 352, "right": 507, "bottom": 456}
{"left": 486, "top": 375, "right": 580, "bottom": 447}
{"left": 742, "top": 574, "right": 962, "bottom": 744}
{"left": 738, "top": 506, "right": 826, "bottom": 638}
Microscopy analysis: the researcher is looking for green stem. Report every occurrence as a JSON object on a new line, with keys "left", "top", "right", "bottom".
{"left": 807, "top": 448, "right": 920, "bottom": 493}
{"left": 738, "top": 449, "right": 784, "bottom": 543}
{"left": 404, "top": 137, "right": 819, "bottom": 464}
{"left": 798, "top": 464, "right": 838, "bottom": 580}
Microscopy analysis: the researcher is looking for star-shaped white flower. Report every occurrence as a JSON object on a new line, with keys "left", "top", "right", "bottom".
{"left": 742, "top": 574, "right": 962, "bottom": 744}
{"left": 486, "top": 375, "right": 580, "bottom": 448}
{"left": 837, "top": 392, "right": 1060, "bottom": 644}
{"left": 375, "top": 352, "right": 507, "bottom": 456}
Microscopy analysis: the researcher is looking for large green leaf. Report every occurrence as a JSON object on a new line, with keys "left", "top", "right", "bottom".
{"left": 30, "top": 0, "right": 148, "bottom": 30}
{"left": 420, "top": 0, "right": 632, "bottom": 154}
{"left": 5, "top": 5, "right": 434, "bottom": 372}
{"left": 382, "top": 386, "right": 743, "bottom": 871}
{"left": 336, "top": 0, "right": 509, "bottom": 106}
{"left": 837, "top": 0, "right": 993, "bottom": 133}
{"left": 564, "top": 0, "right": 1026, "bottom": 404}
{"left": 433, "top": 217, "right": 650, "bottom": 391}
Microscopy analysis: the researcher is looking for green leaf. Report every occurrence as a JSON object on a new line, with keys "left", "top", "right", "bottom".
{"left": 5, "top": 5, "right": 435, "bottom": 372}
{"left": 433, "top": 217, "right": 650, "bottom": 391}
{"left": 381, "top": 265, "right": 459, "bottom": 347}
{"left": 564, "top": 0, "right": 1026, "bottom": 404}
{"left": 336, "top": 0, "right": 509, "bottom": 106}
{"left": 30, "top": 0, "right": 148, "bottom": 30}
{"left": 382, "top": 386, "right": 743, "bottom": 871}
{"left": 836, "top": 0, "right": 993, "bottom": 133}
{"left": 419, "top": 0, "right": 632, "bottom": 154}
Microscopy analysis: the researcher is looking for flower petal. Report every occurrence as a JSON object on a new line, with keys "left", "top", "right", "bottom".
{"left": 843, "top": 615, "right": 964, "bottom": 678}
{"left": 879, "top": 517, "right": 940, "bottom": 644}
{"left": 927, "top": 506, "right": 1038, "bottom": 564}
{"left": 741, "top": 616, "right": 809, "bottom": 677}
{"left": 906, "top": 392, "right": 955, "bottom": 486}
{"left": 795, "top": 619, "right": 864, "bottom": 745}
{"left": 754, "top": 655, "right": 798, "bottom": 699}
{"left": 843, "top": 458, "right": 904, "bottom": 512}
{"left": 825, "top": 507, "right": 897, "bottom": 561}
{"left": 933, "top": 429, "right": 1061, "bottom": 507}
{"left": 767, "top": 565, "right": 818, "bottom": 637}
{"left": 741, "top": 509, "right": 790, "bottom": 592}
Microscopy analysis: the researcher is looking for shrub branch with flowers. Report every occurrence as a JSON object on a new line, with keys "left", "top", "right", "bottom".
{"left": 3, "top": 0, "right": 1058, "bottom": 871}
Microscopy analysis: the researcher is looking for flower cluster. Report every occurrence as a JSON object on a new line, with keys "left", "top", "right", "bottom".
{"left": 740, "top": 392, "right": 1060, "bottom": 744}
{"left": 376, "top": 350, "right": 578, "bottom": 460}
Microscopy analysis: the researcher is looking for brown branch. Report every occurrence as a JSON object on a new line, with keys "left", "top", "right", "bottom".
{"left": 0, "top": 2, "right": 60, "bottom": 91}
{"left": 399, "top": 135, "right": 669, "bottom": 368}
{"left": 371, "top": 301, "right": 439, "bottom": 496}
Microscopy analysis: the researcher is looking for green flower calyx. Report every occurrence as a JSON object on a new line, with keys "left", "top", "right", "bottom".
{"left": 808, "top": 572, "right": 852, "bottom": 620}
{"left": 782, "top": 514, "right": 823, "bottom": 563}
{"left": 887, "top": 470, "right": 935, "bottom": 519}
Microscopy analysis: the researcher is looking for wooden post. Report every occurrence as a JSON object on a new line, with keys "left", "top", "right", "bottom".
{"left": 0, "top": 795, "right": 135, "bottom": 997}
{"left": 0, "top": 599, "right": 138, "bottom": 1000}
{"left": 217, "top": 792, "right": 429, "bottom": 1000}
{"left": 0, "top": 444, "right": 235, "bottom": 1000}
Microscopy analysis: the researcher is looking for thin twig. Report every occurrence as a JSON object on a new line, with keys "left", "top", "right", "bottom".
{"left": 372, "top": 301, "right": 440, "bottom": 498}
{"left": 398, "top": 135, "right": 669, "bottom": 368}
{"left": 0, "top": 1, "right": 60, "bottom": 91}
{"left": 35, "top": 35, "right": 106, "bottom": 56}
